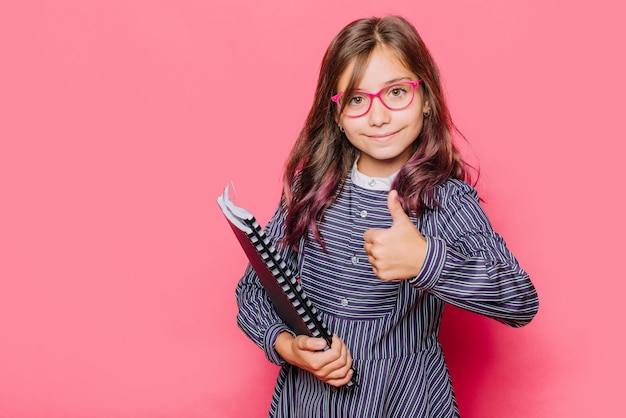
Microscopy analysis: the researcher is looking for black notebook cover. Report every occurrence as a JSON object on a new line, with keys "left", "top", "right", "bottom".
{"left": 217, "top": 185, "right": 332, "bottom": 345}
{"left": 217, "top": 184, "right": 357, "bottom": 388}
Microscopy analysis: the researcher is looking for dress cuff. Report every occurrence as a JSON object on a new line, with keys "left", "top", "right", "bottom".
{"left": 408, "top": 235, "right": 446, "bottom": 290}
{"left": 264, "top": 322, "right": 295, "bottom": 366}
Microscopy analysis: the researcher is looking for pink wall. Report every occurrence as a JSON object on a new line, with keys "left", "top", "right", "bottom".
{"left": 1, "top": 1, "right": 624, "bottom": 416}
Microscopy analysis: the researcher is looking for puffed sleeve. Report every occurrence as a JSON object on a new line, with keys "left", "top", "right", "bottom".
{"left": 234, "top": 201, "right": 297, "bottom": 365}
{"left": 409, "top": 180, "right": 539, "bottom": 327}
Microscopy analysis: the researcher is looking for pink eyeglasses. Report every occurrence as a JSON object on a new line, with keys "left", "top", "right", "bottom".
{"left": 331, "top": 80, "right": 423, "bottom": 118}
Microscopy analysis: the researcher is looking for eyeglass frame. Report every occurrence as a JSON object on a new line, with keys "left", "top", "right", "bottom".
{"left": 331, "top": 80, "right": 424, "bottom": 118}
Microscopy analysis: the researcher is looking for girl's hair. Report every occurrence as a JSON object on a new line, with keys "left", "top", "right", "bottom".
{"left": 282, "top": 15, "right": 473, "bottom": 250}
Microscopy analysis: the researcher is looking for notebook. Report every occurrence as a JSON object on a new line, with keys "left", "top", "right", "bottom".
{"left": 217, "top": 184, "right": 357, "bottom": 388}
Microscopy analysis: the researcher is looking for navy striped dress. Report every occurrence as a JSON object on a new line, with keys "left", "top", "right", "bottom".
{"left": 235, "top": 168, "right": 539, "bottom": 418}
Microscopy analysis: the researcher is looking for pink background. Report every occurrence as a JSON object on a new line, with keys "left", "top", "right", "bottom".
{"left": 1, "top": 1, "right": 624, "bottom": 417}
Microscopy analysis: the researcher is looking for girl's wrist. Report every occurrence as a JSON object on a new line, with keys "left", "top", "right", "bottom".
{"left": 274, "top": 331, "right": 295, "bottom": 363}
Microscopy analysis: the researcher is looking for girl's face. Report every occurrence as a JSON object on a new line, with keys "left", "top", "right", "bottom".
{"left": 336, "top": 46, "right": 429, "bottom": 178}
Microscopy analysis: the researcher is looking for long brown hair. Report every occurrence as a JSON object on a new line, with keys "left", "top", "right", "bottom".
{"left": 282, "top": 16, "right": 473, "bottom": 250}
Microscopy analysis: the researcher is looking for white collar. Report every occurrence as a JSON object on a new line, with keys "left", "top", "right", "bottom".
{"left": 350, "top": 156, "right": 399, "bottom": 191}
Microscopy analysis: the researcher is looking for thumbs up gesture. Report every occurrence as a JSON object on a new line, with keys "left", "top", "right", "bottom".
{"left": 363, "top": 190, "right": 427, "bottom": 281}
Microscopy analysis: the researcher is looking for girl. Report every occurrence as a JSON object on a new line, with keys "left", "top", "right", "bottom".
{"left": 235, "top": 15, "right": 539, "bottom": 417}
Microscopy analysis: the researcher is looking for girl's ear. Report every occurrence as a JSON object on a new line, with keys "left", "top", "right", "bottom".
{"left": 422, "top": 100, "right": 431, "bottom": 118}
{"left": 335, "top": 112, "right": 343, "bottom": 126}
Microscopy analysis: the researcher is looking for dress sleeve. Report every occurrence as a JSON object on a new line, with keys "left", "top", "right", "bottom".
{"left": 408, "top": 181, "right": 539, "bottom": 327}
{"left": 234, "top": 202, "right": 296, "bottom": 365}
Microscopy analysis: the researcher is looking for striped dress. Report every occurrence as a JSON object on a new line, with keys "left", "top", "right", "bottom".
{"left": 235, "top": 169, "right": 539, "bottom": 418}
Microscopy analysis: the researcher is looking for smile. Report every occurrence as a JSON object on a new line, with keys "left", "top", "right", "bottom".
{"left": 367, "top": 130, "right": 400, "bottom": 141}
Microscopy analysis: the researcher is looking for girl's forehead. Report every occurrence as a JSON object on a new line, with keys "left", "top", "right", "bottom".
{"left": 337, "top": 46, "right": 416, "bottom": 91}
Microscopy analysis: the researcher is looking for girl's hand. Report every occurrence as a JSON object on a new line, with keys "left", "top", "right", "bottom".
{"left": 363, "top": 190, "right": 427, "bottom": 281}
{"left": 275, "top": 333, "right": 354, "bottom": 387}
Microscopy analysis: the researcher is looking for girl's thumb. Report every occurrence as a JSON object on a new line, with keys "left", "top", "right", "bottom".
{"left": 387, "top": 190, "right": 409, "bottom": 224}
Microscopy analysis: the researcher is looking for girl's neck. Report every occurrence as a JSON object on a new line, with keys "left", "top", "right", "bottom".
{"left": 351, "top": 157, "right": 399, "bottom": 191}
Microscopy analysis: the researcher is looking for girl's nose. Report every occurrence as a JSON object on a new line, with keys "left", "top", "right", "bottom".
{"left": 367, "top": 97, "right": 391, "bottom": 126}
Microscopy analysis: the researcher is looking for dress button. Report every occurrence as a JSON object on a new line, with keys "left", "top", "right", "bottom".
{"left": 368, "top": 179, "right": 376, "bottom": 187}
{"left": 351, "top": 256, "right": 359, "bottom": 265}
{"left": 341, "top": 298, "right": 349, "bottom": 307}
{"left": 360, "top": 210, "right": 368, "bottom": 218}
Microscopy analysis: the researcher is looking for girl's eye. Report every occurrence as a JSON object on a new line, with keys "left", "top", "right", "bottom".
{"left": 389, "top": 87, "right": 407, "bottom": 97}
{"left": 348, "top": 94, "right": 367, "bottom": 107}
